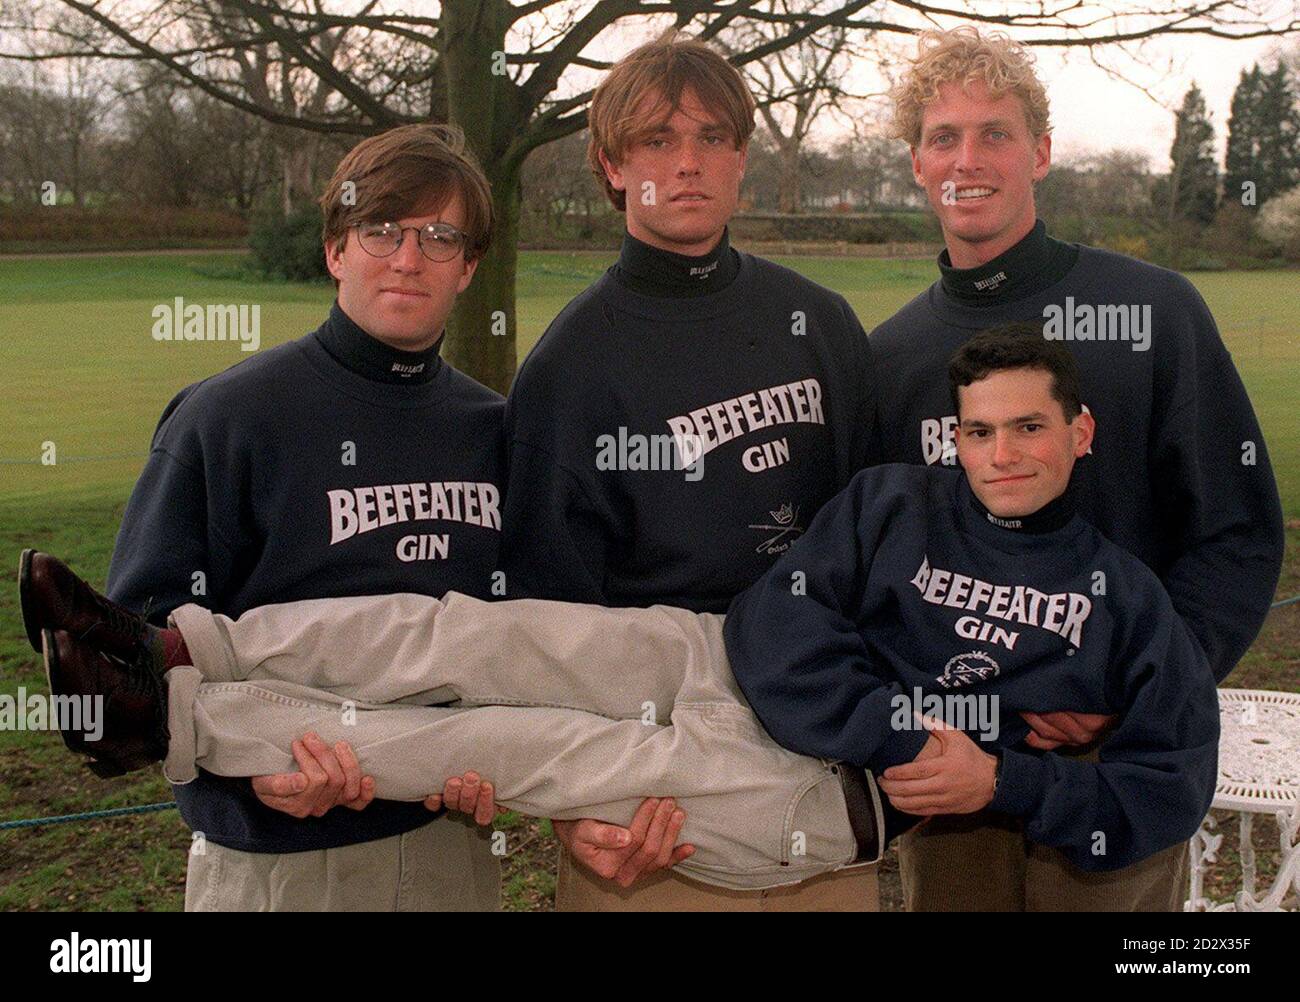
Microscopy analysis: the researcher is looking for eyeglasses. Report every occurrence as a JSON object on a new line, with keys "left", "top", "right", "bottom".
{"left": 354, "top": 221, "right": 468, "bottom": 262}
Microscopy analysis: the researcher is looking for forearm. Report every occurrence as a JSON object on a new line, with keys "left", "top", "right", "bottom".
{"left": 1162, "top": 526, "right": 1284, "bottom": 682}
{"left": 499, "top": 438, "right": 614, "bottom": 604}
{"left": 990, "top": 742, "right": 1218, "bottom": 871}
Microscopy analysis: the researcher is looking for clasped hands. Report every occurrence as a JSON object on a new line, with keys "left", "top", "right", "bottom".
{"left": 249, "top": 731, "right": 501, "bottom": 825}
{"left": 878, "top": 709, "right": 1114, "bottom": 816}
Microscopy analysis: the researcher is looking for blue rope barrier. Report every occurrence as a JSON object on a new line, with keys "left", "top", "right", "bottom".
{"left": 0, "top": 802, "right": 176, "bottom": 831}
{"left": 1272, "top": 594, "right": 1300, "bottom": 609}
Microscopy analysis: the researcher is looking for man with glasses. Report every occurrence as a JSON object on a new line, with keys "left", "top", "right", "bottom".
{"left": 103, "top": 124, "right": 506, "bottom": 911}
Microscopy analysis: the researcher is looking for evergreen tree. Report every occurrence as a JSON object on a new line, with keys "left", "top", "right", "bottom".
{"left": 1167, "top": 83, "right": 1219, "bottom": 224}
{"left": 1255, "top": 61, "right": 1300, "bottom": 204}
{"left": 1221, "top": 61, "right": 1300, "bottom": 210}
{"left": 1223, "top": 65, "right": 1263, "bottom": 207}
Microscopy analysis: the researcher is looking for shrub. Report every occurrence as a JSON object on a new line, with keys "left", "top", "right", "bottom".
{"left": 1098, "top": 233, "right": 1151, "bottom": 260}
{"left": 0, "top": 203, "right": 246, "bottom": 250}
{"left": 249, "top": 204, "right": 330, "bottom": 281}
{"left": 1256, "top": 187, "right": 1300, "bottom": 259}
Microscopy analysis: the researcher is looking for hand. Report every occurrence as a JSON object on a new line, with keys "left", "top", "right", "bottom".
{"left": 554, "top": 797, "right": 695, "bottom": 888}
{"left": 912, "top": 733, "right": 943, "bottom": 761}
{"left": 878, "top": 721, "right": 997, "bottom": 816}
{"left": 424, "top": 771, "right": 505, "bottom": 827}
{"left": 251, "top": 732, "right": 375, "bottom": 818}
{"left": 1020, "top": 711, "right": 1115, "bottom": 750}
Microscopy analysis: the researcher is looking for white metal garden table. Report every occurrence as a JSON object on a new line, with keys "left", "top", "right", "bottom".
{"left": 1185, "top": 688, "right": 1300, "bottom": 912}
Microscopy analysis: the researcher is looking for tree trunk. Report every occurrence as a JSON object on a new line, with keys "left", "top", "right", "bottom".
{"left": 440, "top": 0, "right": 519, "bottom": 394}
{"left": 282, "top": 142, "right": 314, "bottom": 214}
{"left": 778, "top": 142, "right": 801, "bottom": 214}
{"left": 445, "top": 158, "right": 520, "bottom": 395}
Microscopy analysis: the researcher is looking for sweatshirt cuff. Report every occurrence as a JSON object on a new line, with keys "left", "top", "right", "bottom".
{"left": 866, "top": 724, "right": 932, "bottom": 773}
{"left": 988, "top": 747, "right": 1049, "bottom": 816}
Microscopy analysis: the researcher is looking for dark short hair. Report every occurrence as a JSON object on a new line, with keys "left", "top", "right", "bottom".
{"left": 320, "top": 124, "right": 494, "bottom": 265}
{"left": 947, "top": 323, "right": 1082, "bottom": 420}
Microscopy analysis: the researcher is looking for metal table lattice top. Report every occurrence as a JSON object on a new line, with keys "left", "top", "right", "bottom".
{"left": 1213, "top": 688, "right": 1300, "bottom": 816}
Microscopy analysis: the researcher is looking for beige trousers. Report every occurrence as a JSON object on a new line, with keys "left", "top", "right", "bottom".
{"left": 555, "top": 846, "right": 879, "bottom": 911}
{"left": 184, "top": 813, "right": 501, "bottom": 912}
{"left": 165, "top": 592, "right": 868, "bottom": 894}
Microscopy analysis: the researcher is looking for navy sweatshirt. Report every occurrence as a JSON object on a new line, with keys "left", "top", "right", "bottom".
{"left": 871, "top": 221, "right": 1284, "bottom": 682}
{"left": 725, "top": 463, "right": 1220, "bottom": 872}
{"left": 500, "top": 235, "right": 878, "bottom": 612}
{"left": 107, "top": 303, "right": 505, "bottom": 854}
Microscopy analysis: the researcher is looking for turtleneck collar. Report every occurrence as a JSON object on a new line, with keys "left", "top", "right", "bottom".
{"left": 611, "top": 228, "right": 740, "bottom": 298}
{"left": 958, "top": 469, "right": 1078, "bottom": 537}
{"left": 313, "top": 301, "right": 444, "bottom": 385}
{"left": 938, "top": 219, "right": 1077, "bottom": 307}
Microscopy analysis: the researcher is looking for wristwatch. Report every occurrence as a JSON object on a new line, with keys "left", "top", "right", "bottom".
{"left": 991, "top": 749, "right": 1004, "bottom": 798}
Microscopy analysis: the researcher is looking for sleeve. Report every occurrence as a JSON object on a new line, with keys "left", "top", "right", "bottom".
{"left": 498, "top": 437, "right": 623, "bottom": 604}
{"left": 1148, "top": 280, "right": 1285, "bottom": 681}
{"left": 105, "top": 393, "right": 259, "bottom": 804}
{"left": 497, "top": 337, "right": 630, "bottom": 605}
{"left": 105, "top": 393, "right": 240, "bottom": 623}
{"left": 989, "top": 579, "right": 1220, "bottom": 872}
{"left": 724, "top": 469, "right": 931, "bottom": 771}
{"left": 843, "top": 296, "right": 883, "bottom": 475}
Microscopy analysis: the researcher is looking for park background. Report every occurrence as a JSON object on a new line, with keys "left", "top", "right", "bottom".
{"left": 0, "top": 0, "right": 1297, "bottom": 910}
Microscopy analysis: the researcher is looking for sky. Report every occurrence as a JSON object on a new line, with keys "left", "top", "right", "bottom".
{"left": 8, "top": 0, "right": 1294, "bottom": 172}
{"left": 997, "top": 32, "right": 1293, "bottom": 167}
{"left": 578, "top": 2, "right": 1298, "bottom": 171}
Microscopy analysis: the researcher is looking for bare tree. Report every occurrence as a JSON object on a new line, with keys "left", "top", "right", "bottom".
{"left": 4, "top": 0, "right": 1297, "bottom": 391}
{"left": 721, "top": 0, "right": 864, "bottom": 213}
{"left": 823, "top": 132, "right": 920, "bottom": 209}
{"left": 0, "top": 64, "right": 63, "bottom": 203}
{"left": 521, "top": 128, "right": 605, "bottom": 241}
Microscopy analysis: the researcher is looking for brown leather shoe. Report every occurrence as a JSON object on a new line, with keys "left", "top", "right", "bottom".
{"left": 20, "top": 550, "right": 152, "bottom": 661}
{"left": 42, "top": 629, "right": 169, "bottom": 777}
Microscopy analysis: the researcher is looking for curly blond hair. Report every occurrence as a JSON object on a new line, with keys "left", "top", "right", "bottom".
{"left": 889, "top": 27, "right": 1051, "bottom": 147}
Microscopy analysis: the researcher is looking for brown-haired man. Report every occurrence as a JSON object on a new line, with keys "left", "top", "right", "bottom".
{"left": 870, "top": 27, "right": 1283, "bottom": 910}
{"left": 499, "top": 32, "right": 882, "bottom": 910}
{"left": 103, "top": 124, "right": 506, "bottom": 911}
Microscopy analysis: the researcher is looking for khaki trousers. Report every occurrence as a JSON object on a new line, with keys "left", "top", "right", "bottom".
{"left": 556, "top": 846, "right": 878, "bottom": 911}
{"left": 184, "top": 813, "right": 501, "bottom": 912}
{"left": 165, "top": 592, "right": 868, "bottom": 894}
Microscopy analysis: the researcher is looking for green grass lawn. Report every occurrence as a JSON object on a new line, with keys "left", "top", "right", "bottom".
{"left": 0, "top": 250, "right": 1296, "bottom": 911}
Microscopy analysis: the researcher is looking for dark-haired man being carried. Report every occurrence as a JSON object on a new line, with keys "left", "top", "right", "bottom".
{"left": 27, "top": 327, "right": 1219, "bottom": 899}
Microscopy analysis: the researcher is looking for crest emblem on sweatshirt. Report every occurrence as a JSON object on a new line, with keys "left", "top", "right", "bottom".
{"left": 749, "top": 503, "right": 804, "bottom": 555}
{"left": 936, "top": 650, "right": 1000, "bottom": 689}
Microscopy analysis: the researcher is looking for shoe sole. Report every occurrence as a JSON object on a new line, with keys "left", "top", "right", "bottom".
{"left": 19, "top": 549, "right": 41, "bottom": 654}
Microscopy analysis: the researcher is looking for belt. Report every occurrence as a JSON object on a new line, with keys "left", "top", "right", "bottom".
{"left": 835, "top": 763, "right": 886, "bottom": 866}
